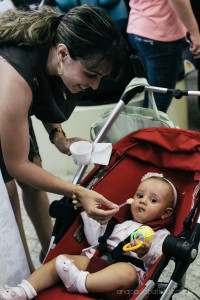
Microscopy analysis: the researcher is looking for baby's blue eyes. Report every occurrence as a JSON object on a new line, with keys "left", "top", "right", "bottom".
{"left": 150, "top": 198, "right": 157, "bottom": 203}
{"left": 137, "top": 193, "right": 143, "bottom": 198}
{"left": 136, "top": 194, "right": 157, "bottom": 203}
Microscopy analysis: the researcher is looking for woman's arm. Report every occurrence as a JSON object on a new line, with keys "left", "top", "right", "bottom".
{"left": 43, "top": 121, "right": 92, "bottom": 156}
{"left": 81, "top": 211, "right": 107, "bottom": 245}
{"left": 0, "top": 61, "right": 119, "bottom": 222}
{"left": 169, "top": 0, "right": 200, "bottom": 57}
{"left": 0, "top": 61, "right": 72, "bottom": 195}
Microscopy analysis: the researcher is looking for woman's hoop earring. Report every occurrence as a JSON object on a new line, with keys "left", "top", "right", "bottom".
{"left": 57, "top": 61, "right": 64, "bottom": 76}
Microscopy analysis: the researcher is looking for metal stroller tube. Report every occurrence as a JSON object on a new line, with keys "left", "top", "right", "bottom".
{"left": 73, "top": 99, "right": 126, "bottom": 183}
{"left": 145, "top": 85, "right": 200, "bottom": 99}
{"left": 73, "top": 55, "right": 146, "bottom": 184}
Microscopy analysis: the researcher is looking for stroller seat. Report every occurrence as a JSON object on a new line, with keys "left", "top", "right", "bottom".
{"left": 36, "top": 127, "right": 200, "bottom": 300}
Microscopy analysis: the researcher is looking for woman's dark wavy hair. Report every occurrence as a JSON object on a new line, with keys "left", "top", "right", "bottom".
{"left": 0, "top": 5, "right": 126, "bottom": 79}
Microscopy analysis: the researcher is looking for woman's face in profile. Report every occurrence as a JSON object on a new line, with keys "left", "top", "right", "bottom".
{"left": 61, "top": 54, "right": 111, "bottom": 94}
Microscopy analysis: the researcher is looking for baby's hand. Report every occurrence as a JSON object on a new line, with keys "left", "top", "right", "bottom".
{"left": 130, "top": 236, "right": 150, "bottom": 258}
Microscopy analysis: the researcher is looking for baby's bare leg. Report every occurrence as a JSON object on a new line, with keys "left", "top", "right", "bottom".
{"left": 28, "top": 256, "right": 137, "bottom": 299}
{"left": 86, "top": 262, "right": 138, "bottom": 297}
{"left": 27, "top": 254, "right": 90, "bottom": 292}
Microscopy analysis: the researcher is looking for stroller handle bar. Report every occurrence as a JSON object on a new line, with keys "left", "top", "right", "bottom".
{"left": 73, "top": 55, "right": 200, "bottom": 184}
{"left": 73, "top": 56, "right": 200, "bottom": 184}
{"left": 130, "top": 54, "right": 200, "bottom": 99}
{"left": 130, "top": 54, "right": 147, "bottom": 78}
{"left": 145, "top": 85, "right": 200, "bottom": 99}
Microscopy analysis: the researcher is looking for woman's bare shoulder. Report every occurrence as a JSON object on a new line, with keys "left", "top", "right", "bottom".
{"left": 0, "top": 59, "right": 32, "bottom": 111}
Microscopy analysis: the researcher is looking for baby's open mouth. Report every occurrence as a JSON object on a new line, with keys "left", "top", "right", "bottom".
{"left": 136, "top": 207, "right": 145, "bottom": 212}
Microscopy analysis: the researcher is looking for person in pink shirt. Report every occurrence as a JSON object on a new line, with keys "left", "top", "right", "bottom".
{"left": 127, "top": 0, "right": 200, "bottom": 112}
{"left": 0, "top": 173, "right": 177, "bottom": 300}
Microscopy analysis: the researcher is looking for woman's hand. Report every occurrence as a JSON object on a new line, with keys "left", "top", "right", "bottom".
{"left": 43, "top": 123, "right": 93, "bottom": 155}
{"left": 77, "top": 186, "right": 119, "bottom": 224}
{"left": 189, "top": 33, "right": 200, "bottom": 59}
{"left": 168, "top": 0, "right": 200, "bottom": 59}
{"left": 54, "top": 136, "right": 93, "bottom": 155}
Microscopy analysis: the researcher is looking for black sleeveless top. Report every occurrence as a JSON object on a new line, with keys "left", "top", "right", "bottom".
{"left": 0, "top": 45, "right": 82, "bottom": 123}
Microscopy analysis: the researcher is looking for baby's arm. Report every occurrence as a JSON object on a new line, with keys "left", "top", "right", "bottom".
{"left": 139, "top": 229, "right": 170, "bottom": 268}
{"left": 81, "top": 211, "right": 107, "bottom": 245}
{"left": 129, "top": 237, "right": 150, "bottom": 258}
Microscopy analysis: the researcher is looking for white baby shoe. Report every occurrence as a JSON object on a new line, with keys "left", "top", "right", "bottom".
{"left": 0, "top": 285, "right": 27, "bottom": 300}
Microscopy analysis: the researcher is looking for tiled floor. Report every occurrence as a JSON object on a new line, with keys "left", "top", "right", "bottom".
{"left": 21, "top": 72, "right": 200, "bottom": 299}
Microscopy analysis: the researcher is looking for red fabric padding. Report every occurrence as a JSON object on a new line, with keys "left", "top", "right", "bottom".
{"left": 45, "top": 216, "right": 89, "bottom": 262}
{"left": 37, "top": 284, "right": 93, "bottom": 300}
{"left": 86, "top": 256, "right": 110, "bottom": 273}
{"left": 110, "top": 127, "right": 200, "bottom": 176}
{"left": 36, "top": 127, "right": 200, "bottom": 300}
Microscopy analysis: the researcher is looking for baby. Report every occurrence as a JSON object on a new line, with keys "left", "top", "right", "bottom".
{"left": 0, "top": 172, "right": 177, "bottom": 300}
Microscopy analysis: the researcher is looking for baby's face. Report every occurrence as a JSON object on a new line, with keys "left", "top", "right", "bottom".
{"left": 131, "top": 178, "right": 173, "bottom": 224}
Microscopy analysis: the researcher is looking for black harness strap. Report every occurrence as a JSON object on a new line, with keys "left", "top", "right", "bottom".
{"left": 111, "top": 237, "right": 145, "bottom": 271}
{"left": 98, "top": 217, "right": 118, "bottom": 257}
{"left": 115, "top": 255, "right": 145, "bottom": 271}
{"left": 111, "top": 236, "right": 131, "bottom": 260}
{"left": 97, "top": 218, "right": 145, "bottom": 271}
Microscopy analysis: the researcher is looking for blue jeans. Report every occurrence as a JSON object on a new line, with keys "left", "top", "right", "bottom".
{"left": 128, "top": 34, "right": 184, "bottom": 112}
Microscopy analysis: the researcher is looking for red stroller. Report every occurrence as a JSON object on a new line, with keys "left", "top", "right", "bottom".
{"left": 36, "top": 56, "right": 200, "bottom": 299}
{"left": 35, "top": 126, "right": 200, "bottom": 300}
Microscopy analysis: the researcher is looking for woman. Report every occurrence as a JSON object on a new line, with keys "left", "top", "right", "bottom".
{"left": 0, "top": 4, "right": 124, "bottom": 281}
{"left": 127, "top": 0, "right": 200, "bottom": 113}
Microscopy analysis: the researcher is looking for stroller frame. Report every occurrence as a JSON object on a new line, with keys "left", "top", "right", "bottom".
{"left": 47, "top": 55, "right": 200, "bottom": 300}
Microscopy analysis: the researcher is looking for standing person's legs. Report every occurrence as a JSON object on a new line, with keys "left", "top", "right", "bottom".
{"left": 6, "top": 180, "right": 35, "bottom": 273}
{"left": 17, "top": 117, "right": 53, "bottom": 260}
{"left": 17, "top": 157, "right": 53, "bottom": 258}
{"left": 0, "top": 170, "right": 30, "bottom": 286}
{"left": 128, "top": 34, "right": 184, "bottom": 112}
{"left": 0, "top": 143, "right": 35, "bottom": 273}
{"left": 0, "top": 117, "right": 53, "bottom": 272}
